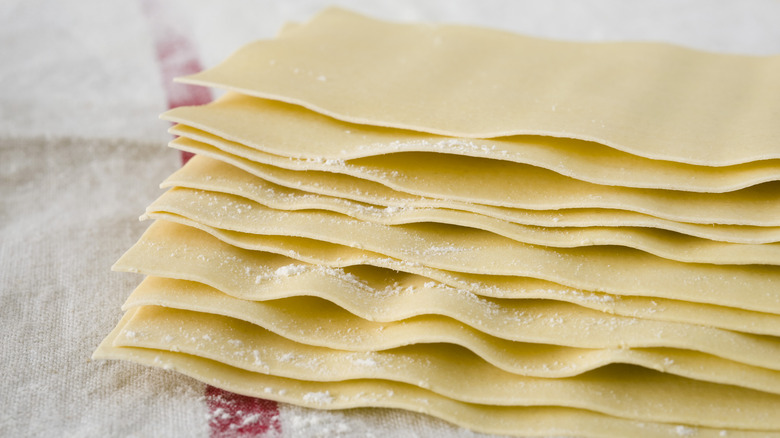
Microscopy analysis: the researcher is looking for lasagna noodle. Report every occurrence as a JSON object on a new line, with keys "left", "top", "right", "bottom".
{"left": 113, "top": 230, "right": 780, "bottom": 336}
{"left": 163, "top": 156, "right": 780, "bottom": 244}
{"left": 162, "top": 93, "right": 780, "bottom": 192}
{"left": 98, "top": 8, "right": 780, "bottom": 435}
{"left": 135, "top": 203, "right": 780, "bottom": 313}
{"left": 170, "top": 137, "right": 780, "bottom": 227}
{"left": 115, "top": 246, "right": 780, "bottom": 371}
{"left": 178, "top": 7, "right": 780, "bottom": 165}
{"left": 150, "top": 185, "right": 780, "bottom": 266}
{"left": 123, "top": 278, "right": 780, "bottom": 394}
{"left": 94, "top": 320, "right": 780, "bottom": 438}
{"left": 111, "top": 304, "right": 780, "bottom": 429}
{"left": 119, "top": 219, "right": 780, "bottom": 315}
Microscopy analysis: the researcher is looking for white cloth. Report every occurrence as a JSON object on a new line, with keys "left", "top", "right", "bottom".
{"left": 2, "top": 1, "right": 779, "bottom": 437}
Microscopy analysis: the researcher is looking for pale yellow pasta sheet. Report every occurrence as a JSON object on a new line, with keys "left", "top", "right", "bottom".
{"left": 112, "top": 304, "right": 780, "bottom": 429}
{"left": 94, "top": 318, "right": 780, "bottom": 438}
{"left": 113, "top": 228, "right": 780, "bottom": 336}
{"left": 164, "top": 156, "right": 780, "bottom": 244}
{"left": 162, "top": 93, "right": 780, "bottom": 192}
{"left": 152, "top": 185, "right": 780, "bottom": 266}
{"left": 171, "top": 139, "right": 780, "bottom": 227}
{"left": 98, "top": 7, "right": 780, "bottom": 437}
{"left": 121, "top": 219, "right": 780, "bottom": 315}
{"left": 123, "top": 278, "right": 780, "bottom": 390}
{"left": 115, "top": 253, "right": 780, "bottom": 371}
{"left": 179, "top": 8, "right": 780, "bottom": 166}
{"left": 137, "top": 200, "right": 780, "bottom": 314}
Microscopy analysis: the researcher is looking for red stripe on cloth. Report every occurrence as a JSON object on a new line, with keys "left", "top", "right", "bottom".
{"left": 140, "top": 0, "right": 210, "bottom": 165}
{"left": 140, "top": 1, "right": 284, "bottom": 434}
{"left": 206, "top": 386, "right": 282, "bottom": 438}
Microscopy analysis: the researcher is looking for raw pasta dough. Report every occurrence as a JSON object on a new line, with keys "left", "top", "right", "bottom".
{"left": 95, "top": 7, "right": 780, "bottom": 437}
{"left": 171, "top": 137, "right": 780, "bottom": 226}
{"left": 113, "top": 229, "right": 780, "bottom": 336}
{"left": 122, "top": 280, "right": 780, "bottom": 395}
{"left": 96, "top": 322, "right": 780, "bottom": 438}
{"left": 113, "top": 304, "right": 780, "bottom": 428}
{"left": 121, "top": 218, "right": 780, "bottom": 316}
{"left": 179, "top": 8, "right": 780, "bottom": 165}
{"left": 135, "top": 211, "right": 780, "bottom": 314}
{"left": 164, "top": 156, "right": 780, "bottom": 244}
{"left": 152, "top": 185, "right": 780, "bottom": 266}
{"left": 162, "top": 93, "right": 780, "bottom": 192}
{"left": 117, "top": 269, "right": 780, "bottom": 371}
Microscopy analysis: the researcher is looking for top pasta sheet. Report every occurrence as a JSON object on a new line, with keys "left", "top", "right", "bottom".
{"left": 180, "top": 8, "right": 780, "bottom": 166}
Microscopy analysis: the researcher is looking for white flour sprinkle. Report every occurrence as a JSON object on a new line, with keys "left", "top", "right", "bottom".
{"left": 239, "top": 413, "right": 261, "bottom": 427}
{"left": 252, "top": 350, "right": 265, "bottom": 367}
{"left": 351, "top": 357, "right": 377, "bottom": 367}
{"left": 305, "top": 157, "right": 345, "bottom": 166}
{"left": 324, "top": 158, "right": 344, "bottom": 166}
{"left": 419, "top": 245, "right": 468, "bottom": 257}
{"left": 675, "top": 425, "right": 697, "bottom": 436}
{"left": 303, "top": 391, "right": 334, "bottom": 405}
{"left": 278, "top": 352, "right": 296, "bottom": 362}
{"left": 274, "top": 264, "right": 308, "bottom": 277}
